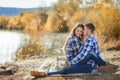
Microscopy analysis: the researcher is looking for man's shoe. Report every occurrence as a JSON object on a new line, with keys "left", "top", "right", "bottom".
{"left": 30, "top": 71, "right": 46, "bottom": 77}
{"left": 98, "top": 63, "right": 118, "bottom": 72}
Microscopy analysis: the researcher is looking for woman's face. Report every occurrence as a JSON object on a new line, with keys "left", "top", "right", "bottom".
{"left": 75, "top": 27, "right": 83, "bottom": 37}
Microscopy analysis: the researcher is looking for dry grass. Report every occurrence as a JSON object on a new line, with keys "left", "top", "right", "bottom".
{"left": 15, "top": 38, "right": 44, "bottom": 60}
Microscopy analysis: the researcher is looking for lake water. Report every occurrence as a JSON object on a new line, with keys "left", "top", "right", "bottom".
{"left": 0, "top": 31, "right": 27, "bottom": 63}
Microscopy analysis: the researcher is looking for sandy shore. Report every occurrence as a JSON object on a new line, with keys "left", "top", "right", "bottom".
{"left": 0, "top": 50, "right": 120, "bottom": 80}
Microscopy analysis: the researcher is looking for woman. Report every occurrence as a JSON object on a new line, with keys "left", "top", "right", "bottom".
{"left": 63, "top": 22, "right": 84, "bottom": 65}
{"left": 30, "top": 23, "right": 97, "bottom": 77}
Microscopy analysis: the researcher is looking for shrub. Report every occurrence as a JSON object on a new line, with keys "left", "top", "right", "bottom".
{"left": 44, "top": 12, "right": 68, "bottom": 32}
{"left": 88, "top": 1, "right": 120, "bottom": 39}
{"left": 24, "top": 17, "right": 42, "bottom": 40}
{"left": 0, "top": 16, "right": 9, "bottom": 29}
{"left": 43, "top": 0, "right": 80, "bottom": 32}
{"left": 67, "top": 8, "right": 87, "bottom": 30}
{"left": 98, "top": 7, "right": 120, "bottom": 39}
{"left": 7, "top": 16, "right": 22, "bottom": 30}
{"left": 68, "top": 0, "right": 120, "bottom": 39}
{"left": 15, "top": 38, "right": 43, "bottom": 60}
{"left": 20, "top": 11, "right": 36, "bottom": 29}
{"left": 37, "top": 8, "right": 48, "bottom": 26}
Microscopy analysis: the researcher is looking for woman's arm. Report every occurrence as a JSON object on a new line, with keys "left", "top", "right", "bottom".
{"left": 71, "top": 37, "right": 82, "bottom": 55}
{"left": 65, "top": 36, "right": 81, "bottom": 61}
{"left": 65, "top": 38, "right": 73, "bottom": 61}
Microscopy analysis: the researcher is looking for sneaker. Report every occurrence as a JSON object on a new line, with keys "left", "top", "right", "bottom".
{"left": 30, "top": 71, "right": 46, "bottom": 77}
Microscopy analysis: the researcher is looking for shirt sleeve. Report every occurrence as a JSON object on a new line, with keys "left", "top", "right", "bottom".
{"left": 94, "top": 41, "right": 100, "bottom": 55}
{"left": 71, "top": 39, "right": 93, "bottom": 64}
{"left": 71, "top": 37, "right": 81, "bottom": 54}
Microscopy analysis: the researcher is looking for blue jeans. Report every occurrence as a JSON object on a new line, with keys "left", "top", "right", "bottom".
{"left": 77, "top": 52, "right": 106, "bottom": 66}
{"left": 47, "top": 52, "right": 106, "bottom": 76}
{"left": 47, "top": 64, "right": 95, "bottom": 76}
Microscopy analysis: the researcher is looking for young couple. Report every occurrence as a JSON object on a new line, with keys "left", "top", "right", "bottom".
{"left": 30, "top": 23, "right": 106, "bottom": 77}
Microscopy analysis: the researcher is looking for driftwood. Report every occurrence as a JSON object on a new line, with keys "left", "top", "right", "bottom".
{"left": 0, "top": 70, "right": 13, "bottom": 75}
{"left": 107, "top": 45, "right": 120, "bottom": 51}
{"left": 0, "top": 64, "right": 19, "bottom": 75}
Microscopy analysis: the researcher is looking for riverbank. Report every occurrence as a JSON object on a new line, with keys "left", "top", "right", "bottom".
{"left": 0, "top": 32, "right": 120, "bottom": 80}
{"left": 0, "top": 50, "right": 120, "bottom": 80}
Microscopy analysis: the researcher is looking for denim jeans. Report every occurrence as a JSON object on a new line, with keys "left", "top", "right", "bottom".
{"left": 77, "top": 52, "right": 106, "bottom": 66}
{"left": 47, "top": 64, "right": 95, "bottom": 76}
{"left": 47, "top": 52, "right": 106, "bottom": 76}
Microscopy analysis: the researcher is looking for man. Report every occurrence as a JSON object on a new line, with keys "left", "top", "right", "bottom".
{"left": 30, "top": 23, "right": 106, "bottom": 77}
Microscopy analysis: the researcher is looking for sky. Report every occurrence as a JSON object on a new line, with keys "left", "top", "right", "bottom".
{"left": 0, "top": 0, "right": 58, "bottom": 8}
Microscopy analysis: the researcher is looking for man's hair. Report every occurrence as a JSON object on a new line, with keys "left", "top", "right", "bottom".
{"left": 85, "top": 23, "right": 95, "bottom": 33}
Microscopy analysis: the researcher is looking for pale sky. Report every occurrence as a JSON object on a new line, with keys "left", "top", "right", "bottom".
{"left": 0, "top": 0, "right": 58, "bottom": 8}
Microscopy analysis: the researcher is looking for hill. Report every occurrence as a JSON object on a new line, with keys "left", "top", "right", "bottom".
{"left": 0, "top": 7, "right": 51, "bottom": 17}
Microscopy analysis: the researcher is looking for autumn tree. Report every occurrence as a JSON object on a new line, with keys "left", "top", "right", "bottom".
{"left": 37, "top": 8, "right": 48, "bottom": 26}
{"left": 7, "top": 16, "right": 22, "bottom": 30}
{"left": 20, "top": 11, "right": 36, "bottom": 29}
{"left": 44, "top": 0, "right": 81, "bottom": 32}
{"left": 0, "top": 16, "right": 9, "bottom": 29}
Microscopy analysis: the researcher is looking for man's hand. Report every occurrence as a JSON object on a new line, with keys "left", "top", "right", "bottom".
{"left": 65, "top": 61, "right": 71, "bottom": 67}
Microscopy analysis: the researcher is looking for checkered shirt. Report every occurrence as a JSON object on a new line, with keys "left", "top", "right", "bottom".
{"left": 71, "top": 34, "right": 100, "bottom": 64}
{"left": 66, "top": 35, "right": 82, "bottom": 61}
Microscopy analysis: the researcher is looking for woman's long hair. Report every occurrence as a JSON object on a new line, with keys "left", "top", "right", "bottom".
{"left": 63, "top": 22, "right": 84, "bottom": 52}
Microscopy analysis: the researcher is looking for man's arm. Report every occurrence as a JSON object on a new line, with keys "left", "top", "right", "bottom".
{"left": 95, "top": 41, "right": 100, "bottom": 55}
{"left": 70, "top": 40, "right": 93, "bottom": 64}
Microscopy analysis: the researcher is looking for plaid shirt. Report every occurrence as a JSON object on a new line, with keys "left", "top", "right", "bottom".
{"left": 71, "top": 34, "right": 100, "bottom": 64}
{"left": 66, "top": 35, "right": 82, "bottom": 61}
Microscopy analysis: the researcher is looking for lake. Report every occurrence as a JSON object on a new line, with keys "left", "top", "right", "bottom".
{"left": 0, "top": 31, "right": 27, "bottom": 63}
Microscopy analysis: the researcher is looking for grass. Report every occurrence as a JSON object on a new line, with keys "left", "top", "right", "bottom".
{"left": 15, "top": 38, "right": 44, "bottom": 60}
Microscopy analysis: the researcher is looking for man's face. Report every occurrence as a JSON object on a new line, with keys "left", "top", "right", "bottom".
{"left": 83, "top": 26, "right": 89, "bottom": 36}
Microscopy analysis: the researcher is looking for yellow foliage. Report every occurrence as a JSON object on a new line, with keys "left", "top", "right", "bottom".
{"left": 64, "top": 0, "right": 120, "bottom": 39}
{"left": 90, "top": 1, "right": 120, "bottom": 39}
{"left": 67, "top": 8, "right": 87, "bottom": 30}
{"left": 7, "top": 16, "right": 21, "bottom": 29}
{"left": 25, "top": 17, "right": 42, "bottom": 40}
{"left": 20, "top": 11, "right": 36, "bottom": 28}
{"left": 44, "top": 12, "right": 66, "bottom": 32}
{"left": 0, "top": 16, "right": 9, "bottom": 28}
{"left": 0, "top": 0, "right": 119, "bottom": 40}
{"left": 44, "top": 0, "right": 80, "bottom": 32}
{"left": 0, "top": 11, "right": 36, "bottom": 30}
{"left": 16, "top": 38, "right": 43, "bottom": 60}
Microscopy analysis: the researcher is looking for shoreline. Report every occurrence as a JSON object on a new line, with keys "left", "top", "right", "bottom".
{"left": 0, "top": 50, "right": 120, "bottom": 80}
